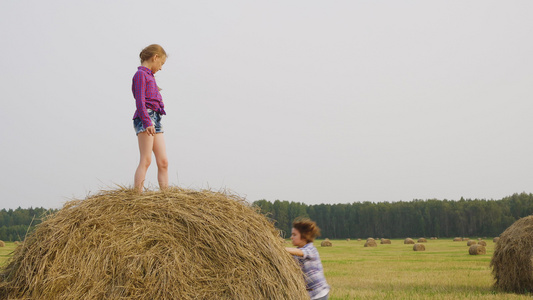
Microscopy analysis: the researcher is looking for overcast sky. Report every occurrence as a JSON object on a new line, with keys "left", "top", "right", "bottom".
{"left": 1, "top": 1, "right": 532, "bottom": 209}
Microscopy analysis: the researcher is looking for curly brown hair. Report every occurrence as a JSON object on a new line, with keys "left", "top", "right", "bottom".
{"left": 292, "top": 218, "right": 321, "bottom": 242}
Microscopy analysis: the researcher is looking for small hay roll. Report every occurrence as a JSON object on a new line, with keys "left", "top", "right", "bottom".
{"left": 380, "top": 239, "right": 391, "bottom": 244}
{"left": 493, "top": 237, "right": 500, "bottom": 243}
{"left": 453, "top": 237, "right": 462, "bottom": 242}
{"left": 0, "top": 241, "right": 5, "bottom": 247}
{"left": 469, "top": 244, "right": 486, "bottom": 255}
{"left": 0, "top": 188, "right": 308, "bottom": 300}
{"left": 357, "top": 238, "right": 362, "bottom": 241}
{"left": 404, "top": 238, "right": 415, "bottom": 244}
{"left": 346, "top": 238, "right": 350, "bottom": 241}
{"left": 478, "top": 241, "right": 487, "bottom": 247}
{"left": 321, "top": 240, "right": 332, "bottom": 247}
{"left": 364, "top": 239, "right": 377, "bottom": 247}
{"left": 490, "top": 216, "right": 533, "bottom": 293}
{"left": 467, "top": 240, "right": 477, "bottom": 246}
{"left": 417, "top": 238, "right": 427, "bottom": 243}
{"left": 413, "top": 243, "right": 425, "bottom": 251}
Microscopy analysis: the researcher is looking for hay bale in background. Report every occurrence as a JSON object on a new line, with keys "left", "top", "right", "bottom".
{"left": 491, "top": 216, "right": 533, "bottom": 293}
{"left": 417, "top": 238, "right": 427, "bottom": 243}
{"left": 380, "top": 239, "right": 391, "bottom": 244}
{"left": 0, "top": 188, "right": 308, "bottom": 300}
{"left": 463, "top": 238, "right": 470, "bottom": 241}
{"left": 404, "top": 238, "right": 415, "bottom": 244}
{"left": 469, "top": 244, "right": 486, "bottom": 255}
{"left": 467, "top": 240, "right": 477, "bottom": 246}
{"left": 346, "top": 238, "right": 350, "bottom": 241}
{"left": 493, "top": 237, "right": 500, "bottom": 243}
{"left": 321, "top": 240, "right": 332, "bottom": 247}
{"left": 413, "top": 243, "right": 425, "bottom": 251}
{"left": 478, "top": 241, "right": 487, "bottom": 247}
{"left": 364, "top": 239, "right": 377, "bottom": 247}
{"left": 0, "top": 241, "right": 5, "bottom": 247}
{"left": 453, "top": 237, "right": 462, "bottom": 242}
{"left": 357, "top": 238, "right": 362, "bottom": 241}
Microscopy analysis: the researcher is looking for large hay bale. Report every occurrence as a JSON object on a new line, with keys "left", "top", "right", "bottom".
{"left": 321, "top": 240, "right": 332, "bottom": 247}
{"left": 404, "top": 238, "right": 415, "bottom": 244}
{"left": 417, "top": 238, "right": 427, "bottom": 243}
{"left": 490, "top": 216, "right": 533, "bottom": 293}
{"left": 380, "top": 239, "right": 391, "bottom": 244}
{"left": 453, "top": 237, "right": 462, "bottom": 242}
{"left": 469, "top": 244, "right": 486, "bottom": 255}
{"left": 364, "top": 240, "right": 377, "bottom": 247}
{"left": 0, "top": 188, "right": 308, "bottom": 300}
{"left": 0, "top": 241, "right": 4, "bottom": 247}
{"left": 478, "top": 241, "right": 487, "bottom": 247}
{"left": 413, "top": 243, "right": 425, "bottom": 251}
{"left": 467, "top": 240, "right": 477, "bottom": 246}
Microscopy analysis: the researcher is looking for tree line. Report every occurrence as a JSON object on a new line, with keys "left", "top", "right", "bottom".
{"left": 2, "top": 192, "right": 532, "bottom": 241}
{"left": 253, "top": 192, "right": 533, "bottom": 239}
{"left": 0, "top": 207, "right": 56, "bottom": 241}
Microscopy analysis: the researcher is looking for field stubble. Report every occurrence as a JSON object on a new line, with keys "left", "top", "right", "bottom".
{"left": 1, "top": 240, "right": 529, "bottom": 299}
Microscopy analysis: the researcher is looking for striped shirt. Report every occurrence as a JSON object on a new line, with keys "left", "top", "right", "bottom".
{"left": 132, "top": 66, "right": 166, "bottom": 128}
{"left": 295, "top": 243, "right": 330, "bottom": 299}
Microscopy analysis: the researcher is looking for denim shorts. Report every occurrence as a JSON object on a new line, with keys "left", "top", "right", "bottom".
{"left": 133, "top": 109, "right": 164, "bottom": 135}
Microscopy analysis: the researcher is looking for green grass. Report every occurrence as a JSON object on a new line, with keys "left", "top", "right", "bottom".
{"left": 291, "top": 238, "right": 530, "bottom": 300}
{"left": 0, "top": 239, "right": 529, "bottom": 299}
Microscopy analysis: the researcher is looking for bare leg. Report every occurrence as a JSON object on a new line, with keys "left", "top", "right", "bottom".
{"left": 134, "top": 132, "right": 154, "bottom": 193}
{"left": 153, "top": 133, "right": 169, "bottom": 190}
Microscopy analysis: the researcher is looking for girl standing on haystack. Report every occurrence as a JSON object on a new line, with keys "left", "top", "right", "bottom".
{"left": 132, "top": 44, "right": 169, "bottom": 193}
{"left": 285, "top": 218, "right": 330, "bottom": 300}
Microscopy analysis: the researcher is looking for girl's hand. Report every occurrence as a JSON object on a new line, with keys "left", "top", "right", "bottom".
{"left": 146, "top": 125, "right": 156, "bottom": 136}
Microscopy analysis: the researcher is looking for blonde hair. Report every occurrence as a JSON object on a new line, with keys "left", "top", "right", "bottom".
{"left": 139, "top": 44, "right": 167, "bottom": 63}
{"left": 292, "top": 218, "right": 321, "bottom": 242}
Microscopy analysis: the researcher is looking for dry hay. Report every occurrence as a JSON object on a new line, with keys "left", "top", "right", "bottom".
{"left": 404, "top": 238, "right": 415, "bottom": 244}
{"left": 364, "top": 239, "right": 377, "bottom": 247}
{"left": 0, "top": 188, "right": 308, "bottom": 300}
{"left": 478, "top": 241, "right": 487, "bottom": 247}
{"left": 320, "top": 240, "right": 332, "bottom": 247}
{"left": 413, "top": 243, "right": 425, "bottom": 251}
{"left": 469, "top": 244, "right": 486, "bottom": 255}
{"left": 380, "top": 239, "right": 391, "bottom": 244}
{"left": 491, "top": 216, "right": 533, "bottom": 293}
{"left": 493, "top": 237, "right": 500, "bottom": 243}
{"left": 346, "top": 238, "right": 350, "bottom": 241}
{"left": 357, "top": 238, "right": 362, "bottom": 241}
{"left": 366, "top": 238, "right": 375, "bottom": 241}
{"left": 430, "top": 237, "right": 437, "bottom": 240}
{"left": 417, "top": 238, "right": 427, "bottom": 243}
{"left": 467, "top": 240, "right": 477, "bottom": 246}
{"left": 463, "top": 238, "right": 470, "bottom": 241}
{"left": 453, "top": 237, "right": 462, "bottom": 242}
{"left": 13, "top": 242, "right": 20, "bottom": 246}
{"left": 0, "top": 241, "right": 4, "bottom": 247}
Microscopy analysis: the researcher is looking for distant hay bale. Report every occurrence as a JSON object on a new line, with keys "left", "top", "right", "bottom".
{"left": 493, "top": 237, "right": 500, "bottom": 243}
{"left": 367, "top": 238, "right": 375, "bottom": 241}
{"left": 357, "top": 238, "right": 362, "bottom": 241}
{"left": 467, "top": 240, "right": 477, "bottom": 246}
{"left": 469, "top": 244, "right": 486, "bottom": 255}
{"left": 321, "top": 240, "right": 332, "bottom": 247}
{"left": 380, "top": 239, "right": 391, "bottom": 244}
{"left": 364, "top": 240, "right": 377, "bottom": 247}
{"left": 13, "top": 242, "right": 20, "bottom": 246}
{"left": 490, "top": 215, "right": 533, "bottom": 293}
{"left": 417, "top": 238, "right": 427, "bottom": 243}
{"left": 430, "top": 237, "right": 437, "bottom": 240}
{"left": 0, "top": 188, "right": 308, "bottom": 300}
{"left": 453, "top": 237, "right": 462, "bottom": 242}
{"left": 478, "top": 241, "right": 487, "bottom": 247}
{"left": 346, "top": 238, "right": 350, "bottom": 241}
{"left": 463, "top": 238, "right": 470, "bottom": 241}
{"left": 0, "top": 241, "right": 4, "bottom": 247}
{"left": 404, "top": 238, "right": 415, "bottom": 244}
{"left": 413, "top": 243, "right": 425, "bottom": 251}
